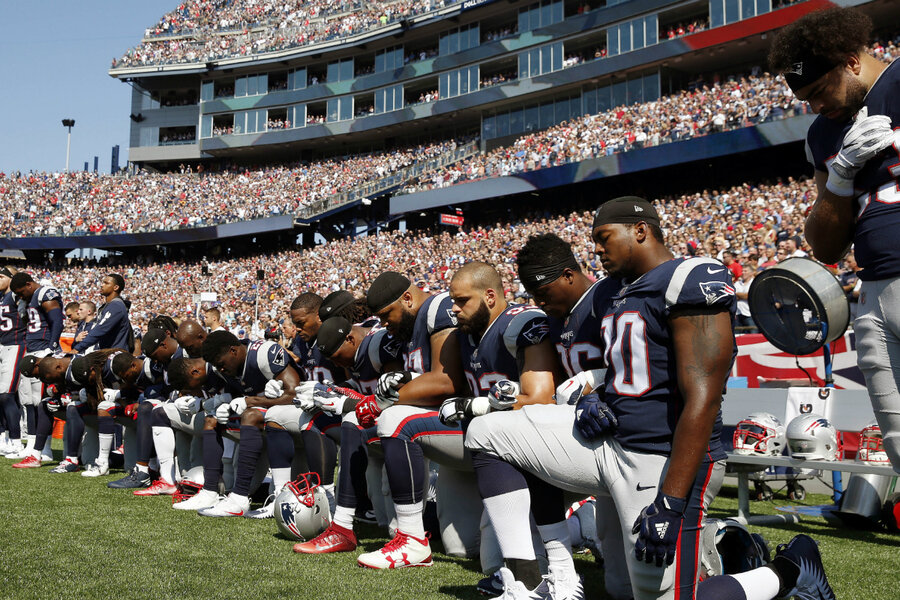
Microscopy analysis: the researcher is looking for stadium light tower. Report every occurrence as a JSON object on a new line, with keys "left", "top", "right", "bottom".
{"left": 61, "top": 119, "right": 76, "bottom": 172}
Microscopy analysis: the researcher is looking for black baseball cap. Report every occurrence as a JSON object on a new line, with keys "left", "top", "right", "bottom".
{"left": 316, "top": 317, "right": 352, "bottom": 357}
{"left": 593, "top": 196, "right": 660, "bottom": 229}
{"left": 319, "top": 290, "right": 356, "bottom": 321}
{"left": 367, "top": 272, "right": 411, "bottom": 313}
{"left": 141, "top": 328, "right": 168, "bottom": 357}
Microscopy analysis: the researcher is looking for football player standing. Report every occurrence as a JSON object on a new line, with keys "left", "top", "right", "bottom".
{"left": 0, "top": 267, "right": 26, "bottom": 457}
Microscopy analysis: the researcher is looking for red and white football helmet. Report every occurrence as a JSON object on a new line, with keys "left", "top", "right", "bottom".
{"left": 856, "top": 421, "right": 889, "bottom": 464}
{"left": 733, "top": 412, "right": 786, "bottom": 456}
{"left": 786, "top": 413, "right": 842, "bottom": 461}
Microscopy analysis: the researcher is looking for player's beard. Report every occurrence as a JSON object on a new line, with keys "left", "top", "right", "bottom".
{"left": 395, "top": 307, "right": 417, "bottom": 342}
{"left": 844, "top": 77, "right": 868, "bottom": 118}
{"left": 457, "top": 301, "right": 491, "bottom": 337}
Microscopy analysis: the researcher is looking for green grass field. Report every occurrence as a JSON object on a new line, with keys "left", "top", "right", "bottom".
{"left": 1, "top": 451, "right": 897, "bottom": 600}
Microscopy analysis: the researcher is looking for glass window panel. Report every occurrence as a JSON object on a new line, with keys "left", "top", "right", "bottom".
{"left": 627, "top": 77, "right": 643, "bottom": 104}
{"left": 449, "top": 72, "right": 458, "bottom": 97}
{"left": 619, "top": 23, "right": 631, "bottom": 53}
{"left": 633, "top": 20, "right": 644, "bottom": 49}
{"left": 327, "top": 99, "right": 339, "bottom": 122}
{"left": 541, "top": 46, "right": 552, "bottom": 74}
{"left": 643, "top": 72, "right": 660, "bottom": 101}
{"left": 234, "top": 112, "right": 245, "bottom": 135}
{"left": 646, "top": 15, "right": 658, "bottom": 45}
{"left": 496, "top": 112, "right": 509, "bottom": 137}
{"left": 524, "top": 105, "right": 539, "bottom": 131}
{"left": 293, "top": 68, "right": 306, "bottom": 89}
{"left": 376, "top": 90, "right": 385, "bottom": 113}
{"left": 608, "top": 27, "right": 618, "bottom": 56}
{"left": 249, "top": 76, "right": 259, "bottom": 96}
{"left": 551, "top": 42, "right": 562, "bottom": 71}
{"left": 340, "top": 98, "right": 353, "bottom": 120}
{"left": 725, "top": 0, "right": 739, "bottom": 24}
{"left": 470, "top": 66, "right": 479, "bottom": 91}
{"left": 519, "top": 53, "right": 530, "bottom": 79}
{"left": 293, "top": 105, "right": 305, "bottom": 127}
{"left": 756, "top": 0, "right": 770, "bottom": 14}
{"left": 201, "top": 114, "right": 213, "bottom": 137}
{"left": 450, "top": 31, "right": 459, "bottom": 54}
{"left": 328, "top": 62, "right": 340, "bottom": 82}
{"left": 439, "top": 72, "right": 450, "bottom": 98}
{"left": 530, "top": 48, "right": 541, "bottom": 77}
{"left": 583, "top": 89, "right": 597, "bottom": 115}
{"left": 518, "top": 9, "right": 529, "bottom": 33}
{"left": 571, "top": 96, "right": 582, "bottom": 118}
{"left": 257, "top": 74, "right": 267, "bottom": 93}
{"left": 395, "top": 85, "right": 404, "bottom": 109}
{"left": 341, "top": 60, "right": 353, "bottom": 81}
{"left": 235, "top": 77, "right": 248, "bottom": 97}
{"left": 555, "top": 97, "right": 570, "bottom": 123}
{"left": 540, "top": 101, "right": 555, "bottom": 128}
{"left": 540, "top": 2, "right": 552, "bottom": 27}
{"left": 597, "top": 85, "right": 612, "bottom": 112}
{"left": 509, "top": 108, "right": 524, "bottom": 135}
{"left": 440, "top": 34, "right": 449, "bottom": 56}
{"left": 742, "top": 0, "right": 755, "bottom": 19}
{"left": 711, "top": 0, "right": 724, "bottom": 27}
{"left": 552, "top": 0, "right": 563, "bottom": 24}
{"left": 612, "top": 81, "right": 627, "bottom": 107}
{"left": 469, "top": 26, "right": 480, "bottom": 50}
{"left": 530, "top": 6, "right": 541, "bottom": 30}
{"left": 201, "top": 81, "right": 214, "bottom": 102}
{"left": 460, "top": 71, "right": 469, "bottom": 95}
{"left": 375, "top": 53, "right": 385, "bottom": 73}
{"left": 483, "top": 114, "right": 496, "bottom": 139}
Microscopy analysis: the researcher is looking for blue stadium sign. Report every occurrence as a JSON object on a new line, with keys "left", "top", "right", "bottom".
{"left": 461, "top": 0, "right": 497, "bottom": 11}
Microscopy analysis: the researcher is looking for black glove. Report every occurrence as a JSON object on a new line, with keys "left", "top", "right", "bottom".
{"left": 632, "top": 492, "right": 686, "bottom": 567}
{"left": 574, "top": 393, "right": 617, "bottom": 439}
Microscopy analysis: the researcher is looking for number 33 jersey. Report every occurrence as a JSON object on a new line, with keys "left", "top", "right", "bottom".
{"left": 601, "top": 257, "right": 736, "bottom": 458}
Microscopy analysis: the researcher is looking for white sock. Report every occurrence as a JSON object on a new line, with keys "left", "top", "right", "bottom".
{"left": 98, "top": 433, "right": 114, "bottom": 466}
{"left": 732, "top": 568, "right": 781, "bottom": 600}
{"left": 323, "top": 483, "right": 336, "bottom": 516}
{"left": 135, "top": 463, "right": 149, "bottom": 473}
{"left": 394, "top": 500, "right": 426, "bottom": 538}
{"left": 41, "top": 438, "right": 53, "bottom": 458}
{"left": 538, "top": 521, "right": 576, "bottom": 574}
{"left": 483, "top": 489, "right": 536, "bottom": 560}
{"left": 152, "top": 426, "right": 177, "bottom": 484}
{"left": 0, "top": 431, "right": 8, "bottom": 445}
{"left": 271, "top": 467, "right": 292, "bottom": 497}
{"left": 333, "top": 505, "right": 355, "bottom": 530}
{"left": 24, "top": 434, "right": 35, "bottom": 452}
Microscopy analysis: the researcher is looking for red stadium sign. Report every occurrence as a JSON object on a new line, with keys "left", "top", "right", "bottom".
{"left": 439, "top": 214, "right": 464, "bottom": 226}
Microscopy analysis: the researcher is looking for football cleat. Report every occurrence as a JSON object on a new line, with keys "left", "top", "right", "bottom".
{"left": 538, "top": 566, "right": 585, "bottom": 600}
{"left": 4, "top": 442, "right": 28, "bottom": 459}
{"left": 246, "top": 496, "right": 276, "bottom": 519}
{"left": 11, "top": 454, "right": 43, "bottom": 468}
{"left": 50, "top": 459, "right": 80, "bottom": 474}
{"left": 477, "top": 570, "right": 505, "bottom": 597}
{"left": 198, "top": 494, "right": 249, "bottom": 517}
{"left": 293, "top": 522, "right": 358, "bottom": 554}
{"left": 357, "top": 531, "right": 432, "bottom": 569}
{"left": 772, "top": 534, "right": 836, "bottom": 600}
{"left": 106, "top": 466, "right": 148, "bottom": 486}
{"left": 82, "top": 462, "right": 111, "bottom": 477}
{"left": 134, "top": 480, "right": 177, "bottom": 496}
{"left": 173, "top": 489, "right": 220, "bottom": 511}
{"left": 495, "top": 568, "right": 540, "bottom": 600}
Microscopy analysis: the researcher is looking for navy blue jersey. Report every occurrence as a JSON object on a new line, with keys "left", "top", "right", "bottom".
{"left": 350, "top": 327, "right": 403, "bottom": 394}
{"left": 404, "top": 292, "right": 457, "bottom": 374}
{"left": 0, "top": 291, "right": 26, "bottom": 346}
{"left": 160, "top": 346, "right": 186, "bottom": 388}
{"left": 73, "top": 298, "right": 132, "bottom": 352}
{"left": 300, "top": 342, "right": 337, "bottom": 383}
{"left": 24, "top": 285, "right": 63, "bottom": 351}
{"left": 601, "top": 257, "right": 735, "bottom": 458}
{"left": 805, "top": 59, "right": 900, "bottom": 280}
{"left": 75, "top": 320, "right": 94, "bottom": 339}
{"left": 458, "top": 305, "right": 550, "bottom": 395}
{"left": 549, "top": 278, "right": 620, "bottom": 378}
{"left": 137, "top": 357, "right": 164, "bottom": 389}
{"left": 290, "top": 334, "right": 308, "bottom": 360}
{"left": 234, "top": 340, "right": 297, "bottom": 396}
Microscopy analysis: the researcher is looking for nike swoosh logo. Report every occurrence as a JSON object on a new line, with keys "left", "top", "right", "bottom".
{"left": 707, "top": 268, "right": 724, "bottom": 274}
{"left": 226, "top": 510, "right": 244, "bottom": 516}
{"left": 636, "top": 484, "right": 656, "bottom": 491}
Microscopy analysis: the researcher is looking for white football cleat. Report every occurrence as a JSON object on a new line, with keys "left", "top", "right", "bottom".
{"left": 173, "top": 489, "right": 220, "bottom": 511}
{"left": 4, "top": 441, "right": 27, "bottom": 459}
{"left": 495, "top": 568, "right": 540, "bottom": 600}
{"left": 245, "top": 495, "right": 275, "bottom": 519}
{"left": 81, "top": 463, "right": 110, "bottom": 477}
{"left": 540, "top": 566, "right": 585, "bottom": 600}
{"left": 357, "top": 531, "right": 432, "bottom": 569}
{"left": 198, "top": 494, "right": 250, "bottom": 517}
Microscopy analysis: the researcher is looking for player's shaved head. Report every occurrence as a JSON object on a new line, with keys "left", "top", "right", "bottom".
{"left": 177, "top": 319, "right": 205, "bottom": 338}
{"left": 452, "top": 261, "right": 503, "bottom": 294}
{"left": 176, "top": 318, "right": 208, "bottom": 357}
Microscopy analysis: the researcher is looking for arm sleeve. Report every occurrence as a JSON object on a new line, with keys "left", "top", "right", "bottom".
{"left": 74, "top": 303, "right": 123, "bottom": 351}
{"left": 46, "top": 305, "right": 64, "bottom": 348}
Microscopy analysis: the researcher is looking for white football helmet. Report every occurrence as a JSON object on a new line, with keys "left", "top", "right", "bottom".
{"left": 274, "top": 472, "right": 331, "bottom": 541}
{"left": 172, "top": 466, "right": 205, "bottom": 504}
{"left": 733, "top": 412, "right": 786, "bottom": 456}
{"left": 699, "top": 518, "right": 770, "bottom": 580}
{"left": 856, "top": 421, "right": 889, "bottom": 464}
{"left": 786, "top": 413, "right": 842, "bottom": 461}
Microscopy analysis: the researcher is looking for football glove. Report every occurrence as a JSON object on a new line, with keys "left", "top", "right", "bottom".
{"left": 229, "top": 397, "right": 248, "bottom": 416}
{"left": 46, "top": 398, "right": 62, "bottom": 413}
{"left": 202, "top": 393, "right": 232, "bottom": 417}
{"left": 215, "top": 403, "right": 231, "bottom": 425}
{"left": 60, "top": 394, "right": 74, "bottom": 407}
{"left": 264, "top": 379, "right": 284, "bottom": 399}
{"left": 355, "top": 395, "right": 383, "bottom": 428}
{"left": 554, "top": 369, "right": 604, "bottom": 405}
{"left": 375, "top": 371, "right": 418, "bottom": 408}
{"left": 311, "top": 383, "right": 365, "bottom": 415}
{"left": 293, "top": 381, "right": 319, "bottom": 411}
{"left": 487, "top": 380, "right": 520, "bottom": 411}
{"left": 438, "top": 396, "right": 491, "bottom": 425}
{"left": 174, "top": 395, "right": 201, "bottom": 416}
{"left": 124, "top": 403, "right": 139, "bottom": 419}
{"left": 827, "top": 107, "right": 895, "bottom": 196}
{"left": 574, "top": 393, "right": 617, "bottom": 440}
{"left": 103, "top": 388, "right": 121, "bottom": 404}
{"left": 633, "top": 493, "right": 686, "bottom": 567}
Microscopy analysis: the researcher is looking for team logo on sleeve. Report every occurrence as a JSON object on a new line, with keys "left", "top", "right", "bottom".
{"left": 272, "top": 347, "right": 286, "bottom": 367}
{"left": 383, "top": 337, "right": 402, "bottom": 358}
{"left": 699, "top": 281, "right": 735, "bottom": 306}
{"left": 521, "top": 321, "right": 550, "bottom": 345}
{"left": 446, "top": 309, "right": 458, "bottom": 326}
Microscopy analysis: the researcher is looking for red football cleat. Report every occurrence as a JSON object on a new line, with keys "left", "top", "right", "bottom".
{"left": 12, "top": 455, "right": 43, "bottom": 469}
{"left": 134, "top": 479, "right": 177, "bottom": 496}
{"left": 293, "top": 523, "right": 358, "bottom": 554}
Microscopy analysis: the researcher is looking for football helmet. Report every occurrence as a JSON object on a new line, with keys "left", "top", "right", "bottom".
{"left": 856, "top": 421, "right": 889, "bottom": 464}
{"left": 699, "top": 518, "right": 770, "bottom": 580}
{"left": 172, "top": 466, "right": 205, "bottom": 504}
{"left": 274, "top": 472, "right": 331, "bottom": 541}
{"left": 786, "top": 413, "right": 842, "bottom": 461}
{"left": 733, "top": 412, "right": 786, "bottom": 456}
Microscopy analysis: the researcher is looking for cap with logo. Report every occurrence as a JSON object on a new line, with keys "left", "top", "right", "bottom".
{"left": 592, "top": 196, "right": 661, "bottom": 229}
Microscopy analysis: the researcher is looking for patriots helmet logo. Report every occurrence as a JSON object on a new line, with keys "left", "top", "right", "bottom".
{"left": 787, "top": 61, "right": 803, "bottom": 76}
{"left": 272, "top": 347, "right": 286, "bottom": 367}
{"left": 698, "top": 281, "right": 735, "bottom": 306}
{"left": 447, "top": 309, "right": 458, "bottom": 326}
{"left": 521, "top": 321, "right": 550, "bottom": 345}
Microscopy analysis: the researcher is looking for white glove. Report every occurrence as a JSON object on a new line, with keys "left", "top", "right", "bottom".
{"left": 264, "top": 379, "right": 284, "bottom": 399}
{"left": 229, "top": 397, "right": 248, "bottom": 416}
{"left": 215, "top": 403, "right": 231, "bottom": 425}
{"left": 78, "top": 389, "right": 88, "bottom": 403}
{"left": 827, "top": 107, "right": 895, "bottom": 196}
{"left": 174, "top": 395, "right": 201, "bottom": 415}
{"left": 293, "top": 381, "right": 319, "bottom": 411}
{"left": 312, "top": 384, "right": 350, "bottom": 415}
{"left": 375, "top": 371, "right": 419, "bottom": 408}
{"left": 487, "top": 380, "right": 520, "bottom": 411}
{"left": 61, "top": 394, "right": 74, "bottom": 407}
{"left": 103, "top": 388, "right": 121, "bottom": 404}
{"left": 554, "top": 369, "right": 605, "bottom": 406}
{"left": 203, "top": 393, "right": 232, "bottom": 417}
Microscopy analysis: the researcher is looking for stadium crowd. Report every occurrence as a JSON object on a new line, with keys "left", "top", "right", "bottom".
{"left": 0, "top": 140, "right": 463, "bottom": 237}
{"left": 32, "top": 175, "right": 822, "bottom": 337}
